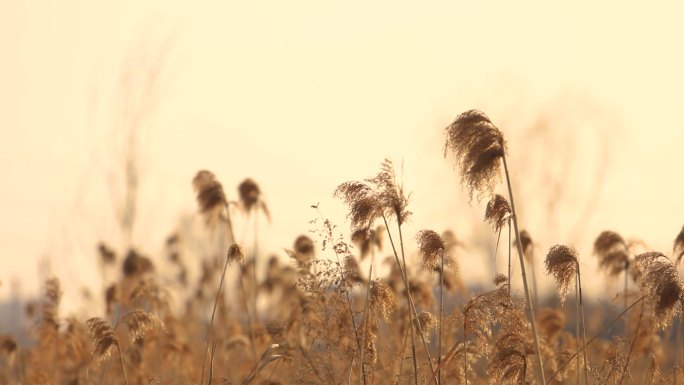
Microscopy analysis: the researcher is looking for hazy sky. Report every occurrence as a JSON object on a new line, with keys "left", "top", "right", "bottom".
{"left": 1, "top": 0, "right": 683, "bottom": 310}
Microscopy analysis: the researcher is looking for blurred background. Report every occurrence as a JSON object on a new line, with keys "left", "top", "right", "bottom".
{"left": 1, "top": 0, "right": 683, "bottom": 322}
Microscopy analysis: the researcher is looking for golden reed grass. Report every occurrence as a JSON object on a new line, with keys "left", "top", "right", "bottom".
{"left": 6, "top": 110, "right": 684, "bottom": 385}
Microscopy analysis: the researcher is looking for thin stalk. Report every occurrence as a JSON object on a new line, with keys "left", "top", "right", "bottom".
{"left": 396, "top": 320, "right": 411, "bottom": 385}
{"left": 508, "top": 218, "right": 512, "bottom": 297}
{"left": 252, "top": 210, "right": 260, "bottom": 324}
{"left": 438, "top": 250, "right": 444, "bottom": 385}
{"left": 360, "top": 251, "right": 375, "bottom": 385}
{"left": 577, "top": 262, "right": 589, "bottom": 385}
{"left": 624, "top": 261, "right": 629, "bottom": 333}
{"left": 618, "top": 301, "right": 644, "bottom": 385}
{"left": 548, "top": 296, "right": 646, "bottom": 383}
{"left": 382, "top": 215, "right": 439, "bottom": 385}
{"left": 397, "top": 219, "right": 437, "bottom": 371}
{"left": 116, "top": 344, "right": 129, "bottom": 385}
{"left": 575, "top": 274, "right": 580, "bottom": 385}
{"left": 463, "top": 318, "right": 468, "bottom": 385}
{"left": 315, "top": 209, "right": 363, "bottom": 355}
{"left": 502, "top": 153, "right": 546, "bottom": 384}
{"left": 200, "top": 241, "right": 232, "bottom": 385}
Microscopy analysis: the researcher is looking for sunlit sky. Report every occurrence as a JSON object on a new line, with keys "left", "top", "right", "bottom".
{"left": 1, "top": 0, "right": 683, "bottom": 312}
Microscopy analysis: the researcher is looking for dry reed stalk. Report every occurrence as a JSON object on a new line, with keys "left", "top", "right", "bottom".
{"left": 336, "top": 160, "right": 438, "bottom": 385}
{"left": 193, "top": 170, "right": 252, "bottom": 384}
{"left": 485, "top": 194, "right": 512, "bottom": 293}
{"left": 238, "top": 178, "right": 270, "bottom": 326}
{"left": 445, "top": 109, "right": 546, "bottom": 384}
{"left": 416, "top": 229, "right": 451, "bottom": 385}
{"left": 547, "top": 296, "right": 647, "bottom": 383}
{"left": 544, "top": 245, "right": 589, "bottom": 385}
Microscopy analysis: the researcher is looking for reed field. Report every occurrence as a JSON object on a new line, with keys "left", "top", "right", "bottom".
{"left": 1, "top": 109, "right": 684, "bottom": 385}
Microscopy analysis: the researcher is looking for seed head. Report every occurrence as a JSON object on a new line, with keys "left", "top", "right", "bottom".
{"left": 594, "top": 230, "right": 630, "bottom": 276}
{"left": 86, "top": 317, "right": 118, "bottom": 362}
{"left": 674, "top": 225, "right": 684, "bottom": 266}
{"left": 485, "top": 194, "right": 511, "bottom": 233}
{"left": 416, "top": 230, "right": 446, "bottom": 271}
{"left": 193, "top": 170, "right": 227, "bottom": 224}
{"left": 632, "top": 251, "right": 683, "bottom": 329}
{"left": 444, "top": 110, "right": 506, "bottom": 202}
{"left": 544, "top": 245, "right": 579, "bottom": 304}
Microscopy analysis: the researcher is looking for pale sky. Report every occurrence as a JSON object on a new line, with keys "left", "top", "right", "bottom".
{"left": 1, "top": 0, "right": 683, "bottom": 312}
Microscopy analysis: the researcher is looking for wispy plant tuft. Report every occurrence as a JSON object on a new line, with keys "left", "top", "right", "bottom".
{"left": 485, "top": 194, "right": 512, "bottom": 233}
{"left": 673, "top": 225, "right": 684, "bottom": 266}
{"left": 593, "top": 231, "right": 630, "bottom": 276}
{"left": 416, "top": 230, "right": 447, "bottom": 271}
{"left": 193, "top": 170, "right": 228, "bottom": 225}
{"left": 545, "top": 245, "right": 578, "bottom": 304}
{"left": 444, "top": 109, "right": 505, "bottom": 201}
{"left": 632, "top": 251, "right": 683, "bottom": 328}
{"left": 86, "top": 317, "right": 118, "bottom": 363}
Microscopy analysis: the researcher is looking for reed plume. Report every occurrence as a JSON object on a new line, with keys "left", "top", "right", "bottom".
{"left": 674, "top": 225, "right": 684, "bottom": 266}
{"left": 444, "top": 109, "right": 505, "bottom": 201}
{"left": 632, "top": 252, "right": 683, "bottom": 329}
{"left": 485, "top": 194, "right": 512, "bottom": 233}
{"left": 193, "top": 170, "right": 229, "bottom": 227}
{"left": 86, "top": 317, "right": 128, "bottom": 385}
{"left": 462, "top": 280, "right": 510, "bottom": 385}
{"left": 544, "top": 244, "right": 589, "bottom": 385}
{"left": 593, "top": 230, "right": 630, "bottom": 276}
{"left": 445, "top": 109, "right": 545, "bottom": 384}
{"left": 488, "top": 301, "right": 527, "bottom": 385}
{"left": 545, "top": 245, "right": 578, "bottom": 304}
{"left": 336, "top": 159, "right": 436, "bottom": 385}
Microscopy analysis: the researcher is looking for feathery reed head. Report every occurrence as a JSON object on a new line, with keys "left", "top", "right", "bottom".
{"left": 294, "top": 235, "right": 315, "bottom": 257}
{"left": 632, "top": 251, "right": 683, "bottom": 328}
{"left": 518, "top": 230, "right": 534, "bottom": 263}
{"left": 125, "top": 309, "right": 163, "bottom": 342}
{"left": 370, "top": 280, "right": 395, "bottom": 320}
{"left": 415, "top": 311, "right": 438, "bottom": 342}
{"left": 493, "top": 274, "right": 508, "bottom": 286}
{"left": 485, "top": 194, "right": 511, "bottom": 232}
{"left": 544, "top": 245, "right": 579, "bottom": 304}
{"left": 351, "top": 225, "right": 384, "bottom": 259}
{"left": 227, "top": 243, "right": 244, "bottom": 263}
{"left": 367, "top": 159, "right": 411, "bottom": 225}
{"left": 674, "top": 225, "right": 684, "bottom": 265}
{"left": 193, "top": 170, "right": 227, "bottom": 223}
{"left": 488, "top": 304, "right": 527, "bottom": 385}
{"left": 335, "top": 159, "right": 411, "bottom": 231}
{"left": 334, "top": 182, "right": 382, "bottom": 233}
{"left": 594, "top": 230, "right": 630, "bottom": 276}
{"left": 444, "top": 109, "right": 505, "bottom": 201}
{"left": 98, "top": 242, "right": 116, "bottom": 265}
{"left": 538, "top": 308, "right": 566, "bottom": 341}
{"left": 86, "top": 317, "right": 118, "bottom": 362}
{"left": 122, "top": 249, "right": 154, "bottom": 278}
{"left": 416, "top": 229, "right": 446, "bottom": 271}
{"left": 238, "top": 178, "right": 260, "bottom": 210}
